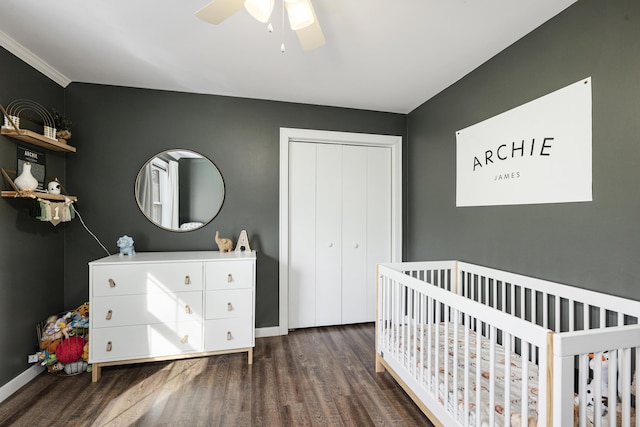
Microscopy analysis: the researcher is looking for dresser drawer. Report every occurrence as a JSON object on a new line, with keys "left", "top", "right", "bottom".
{"left": 92, "top": 291, "right": 203, "bottom": 328}
{"left": 205, "top": 260, "right": 253, "bottom": 290}
{"left": 205, "top": 289, "right": 252, "bottom": 320}
{"left": 92, "top": 262, "right": 203, "bottom": 296}
{"left": 90, "top": 321, "right": 203, "bottom": 363}
{"left": 204, "top": 318, "right": 253, "bottom": 351}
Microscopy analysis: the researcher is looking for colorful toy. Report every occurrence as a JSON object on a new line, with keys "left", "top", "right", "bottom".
{"left": 56, "top": 336, "right": 86, "bottom": 364}
{"left": 73, "top": 302, "right": 90, "bottom": 318}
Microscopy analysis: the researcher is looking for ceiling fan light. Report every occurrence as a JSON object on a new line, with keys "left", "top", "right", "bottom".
{"left": 244, "top": 0, "right": 274, "bottom": 23}
{"left": 286, "top": 0, "right": 314, "bottom": 31}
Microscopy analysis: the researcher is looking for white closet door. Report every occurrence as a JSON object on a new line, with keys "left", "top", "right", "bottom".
{"left": 315, "top": 143, "right": 343, "bottom": 326}
{"left": 341, "top": 145, "right": 368, "bottom": 324}
{"left": 288, "top": 141, "right": 392, "bottom": 329}
{"left": 288, "top": 142, "right": 317, "bottom": 328}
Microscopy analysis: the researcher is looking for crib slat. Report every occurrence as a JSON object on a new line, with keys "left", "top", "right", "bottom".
{"left": 619, "top": 348, "right": 631, "bottom": 427}
{"left": 636, "top": 350, "right": 640, "bottom": 427}
{"left": 594, "top": 350, "right": 603, "bottom": 427}
{"left": 453, "top": 310, "right": 459, "bottom": 423}
{"left": 489, "top": 325, "right": 496, "bottom": 427}
{"left": 569, "top": 299, "right": 575, "bottom": 332}
{"left": 521, "top": 340, "right": 529, "bottom": 427}
{"left": 464, "top": 315, "right": 470, "bottom": 427}
{"left": 475, "top": 322, "right": 482, "bottom": 426}
{"left": 443, "top": 307, "right": 450, "bottom": 413}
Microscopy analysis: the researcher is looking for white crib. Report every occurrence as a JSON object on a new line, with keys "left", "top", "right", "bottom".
{"left": 375, "top": 261, "right": 640, "bottom": 426}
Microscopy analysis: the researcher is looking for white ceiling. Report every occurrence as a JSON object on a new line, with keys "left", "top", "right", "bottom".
{"left": 0, "top": 0, "right": 577, "bottom": 114}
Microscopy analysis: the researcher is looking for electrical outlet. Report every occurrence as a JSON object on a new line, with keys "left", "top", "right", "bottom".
{"left": 28, "top": 354, "right": 38, "bottom": 363}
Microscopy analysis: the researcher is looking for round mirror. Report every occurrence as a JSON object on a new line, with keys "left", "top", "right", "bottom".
{"left": 135, "top": 149, "right": 224, "bottom": 232}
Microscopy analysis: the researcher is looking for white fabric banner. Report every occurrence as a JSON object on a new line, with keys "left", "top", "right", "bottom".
{"left": 456, "top": 77, "right": 592, "bottom": 207}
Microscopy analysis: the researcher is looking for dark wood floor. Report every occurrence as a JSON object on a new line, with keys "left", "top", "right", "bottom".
{"left": 0, "top": 323, "right": 433, "bottom": 427}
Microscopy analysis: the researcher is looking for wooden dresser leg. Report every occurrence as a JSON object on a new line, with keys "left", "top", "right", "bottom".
{"left": 92, "top": 364, "right": 101, "bottom": 382}
{"left": 248, "top": 348, "right": 253, "bottom": 365}
{"left": 375, "top": 354, "right": 385, "bottom": 373}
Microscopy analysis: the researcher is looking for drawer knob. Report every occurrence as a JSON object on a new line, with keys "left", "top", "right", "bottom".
{"left": 227, "top": 302, "right": 233, "bottom": 311}
{"left": 106, "top": 310, "right": 113, "bottom": 320}
{"left": 227, "top": 331, "right": 232, "bottom": 341}
{"left": 185, "top": 305, "right": 192, "bottom": 314}
{"left": 181, "top": 335, "right": 189, "bottom": 344}
{"left": 185, "top": 275, "right": 191, "bottom": 285}
{"left": 108, "top": 278, "right": 116, "bottom": 288}
{"left": 106, "top": 341, "right": 112, "bottom": 352}
{"left": 227, "top": 274, "right": 233, "bottom": 283}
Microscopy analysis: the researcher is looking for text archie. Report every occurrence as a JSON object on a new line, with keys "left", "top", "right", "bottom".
{"left": 473, "top": 137, "right": 554, "bottom": 171}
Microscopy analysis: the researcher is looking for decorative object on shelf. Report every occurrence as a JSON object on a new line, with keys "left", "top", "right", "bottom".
{"left": 17, "top": 145, "right": 45, "bottom": 190}
{"left": 13, "top": 161, "right": 38, "bottom": 191}
{"left": 2, "top": 113, "right": 19, "bottom": 129}
{"left": 116, "top": 235, "right": 136, "bottom": 256}
{"left": 47, "top": 179, "right": 61, "bottom": 195}
{"left": 215, "top": 230, "right": 233, "bottom": 253}
{"left": 51, "top": 108, "right": 72, "bottom": 140}
{"left": 1, "top": 102, "right": 76, "bottom": 153}
{"left": 32, "top": 198, "right": 76, "bottom": 226}
{"left": 235, "top": 229, "right": 252, "bottom": 252}
{"left": 1, "top": 99, "right": 56, "bottom": 139}
{"left": 1, "top": 167, "right": 78, "bottom": 202}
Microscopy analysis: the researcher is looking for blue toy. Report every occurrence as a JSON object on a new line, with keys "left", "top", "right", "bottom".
{"left": 117, "top": 235, "right": 135, "bottom": 256}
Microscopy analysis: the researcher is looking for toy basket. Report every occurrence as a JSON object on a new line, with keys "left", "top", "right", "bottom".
{"left": 36, "top": 303, "right": 90, "bottom": 376}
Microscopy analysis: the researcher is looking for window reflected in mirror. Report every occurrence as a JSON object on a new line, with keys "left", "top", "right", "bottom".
{"left": 135, "top": 149, "right": 224, "bottom": 232}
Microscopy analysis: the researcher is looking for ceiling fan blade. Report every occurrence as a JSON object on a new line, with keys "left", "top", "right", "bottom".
{"left": 293, "top": 2, "right": 325, "bottom": 51}
{"left": 195, "top": 0, "right": 245, "bottom": 25}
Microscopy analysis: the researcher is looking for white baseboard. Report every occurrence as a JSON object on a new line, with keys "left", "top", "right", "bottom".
{"left": 0, "top": 364, "right": 44, "bottom": 404}
{"left": 255, "top": 326, "right": 282, "bottom": 338}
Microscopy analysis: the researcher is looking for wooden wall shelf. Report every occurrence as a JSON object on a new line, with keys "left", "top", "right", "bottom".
{"left": 1, "top": 168, "right": 77, "bottom": 202}
{"left": 1, "top": 190, "right": 77, "bottom": 202}
{"left": 1, "top": 128, "right": 76, "bottom": 153}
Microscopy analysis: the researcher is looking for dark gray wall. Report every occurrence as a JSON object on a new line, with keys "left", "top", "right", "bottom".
{"left": 62, "top": 83, "right": 407, "bottom": 328}
{"left": 407, "top": 0, "right": 640, "bottom": 299}
{"left": 0, "top": 47, "right": 66, "bottom": 386}
{"left": 179, "top": 157, "right": 218, "bottom": 225}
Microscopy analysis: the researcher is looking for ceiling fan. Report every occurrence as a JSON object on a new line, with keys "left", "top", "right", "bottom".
{"left": 196, "top": 0, "right": 325, "bottom": 51}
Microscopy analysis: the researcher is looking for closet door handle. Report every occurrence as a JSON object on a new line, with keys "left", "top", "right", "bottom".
{"left": 328, "top": 242, "right": 333, "bottom": 248}
{"left": 185, "top": 305, "right": 192, "bottom": 314}
{"left": 227, "top": 331, "right": 232, "bottom": 341}
{"left": 227, "top": 274, "right": 233, "bottom": 283}
{"left": 108, "top": 279, "right": 116, "bottom": 288}
{"left": 184, "top": 275, "right": 191, "bottom": 285}
{"left": 106, "top": 310, "right": 113, "bottom": 320}
{"left": 353, "top": 243, "right": 359, "bottom": 249}
{"left": 227, "top": 302, "right": 233, "bottom": 312}
{"left": 106, "top": 341, "right": 112, "bottom": 352}
{"left": 181, "top": 335, "right": 189, "bottom": 344}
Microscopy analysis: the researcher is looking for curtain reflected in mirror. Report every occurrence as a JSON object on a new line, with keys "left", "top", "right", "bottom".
{"left": 135, "top": 150, "right": 224, "bottom": 232}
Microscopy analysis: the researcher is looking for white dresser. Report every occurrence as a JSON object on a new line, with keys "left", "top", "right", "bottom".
{"left": 88, "top": 251, "right": 256, "bottom": 382}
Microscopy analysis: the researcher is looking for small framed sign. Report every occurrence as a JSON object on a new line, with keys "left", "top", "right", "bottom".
{"left": 17, "top": 145, "right": 46, "bottom": 191}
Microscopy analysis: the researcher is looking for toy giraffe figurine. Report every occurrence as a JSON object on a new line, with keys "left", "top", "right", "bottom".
{"left": 215, "top": 231, "right": 233, "bottom": 253}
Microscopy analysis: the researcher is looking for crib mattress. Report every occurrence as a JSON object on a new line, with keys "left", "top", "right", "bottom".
{"left": 384, "top": 322, "right": 539, "bottom": 427}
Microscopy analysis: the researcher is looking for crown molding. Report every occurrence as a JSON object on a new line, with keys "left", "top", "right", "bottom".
{"left": 0, "top": 29, "right": 72, "bottom": 88}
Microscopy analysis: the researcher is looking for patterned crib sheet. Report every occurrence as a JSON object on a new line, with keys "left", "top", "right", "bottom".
{"left": 385, "top": 322, "right": 539, "bottom": 427}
